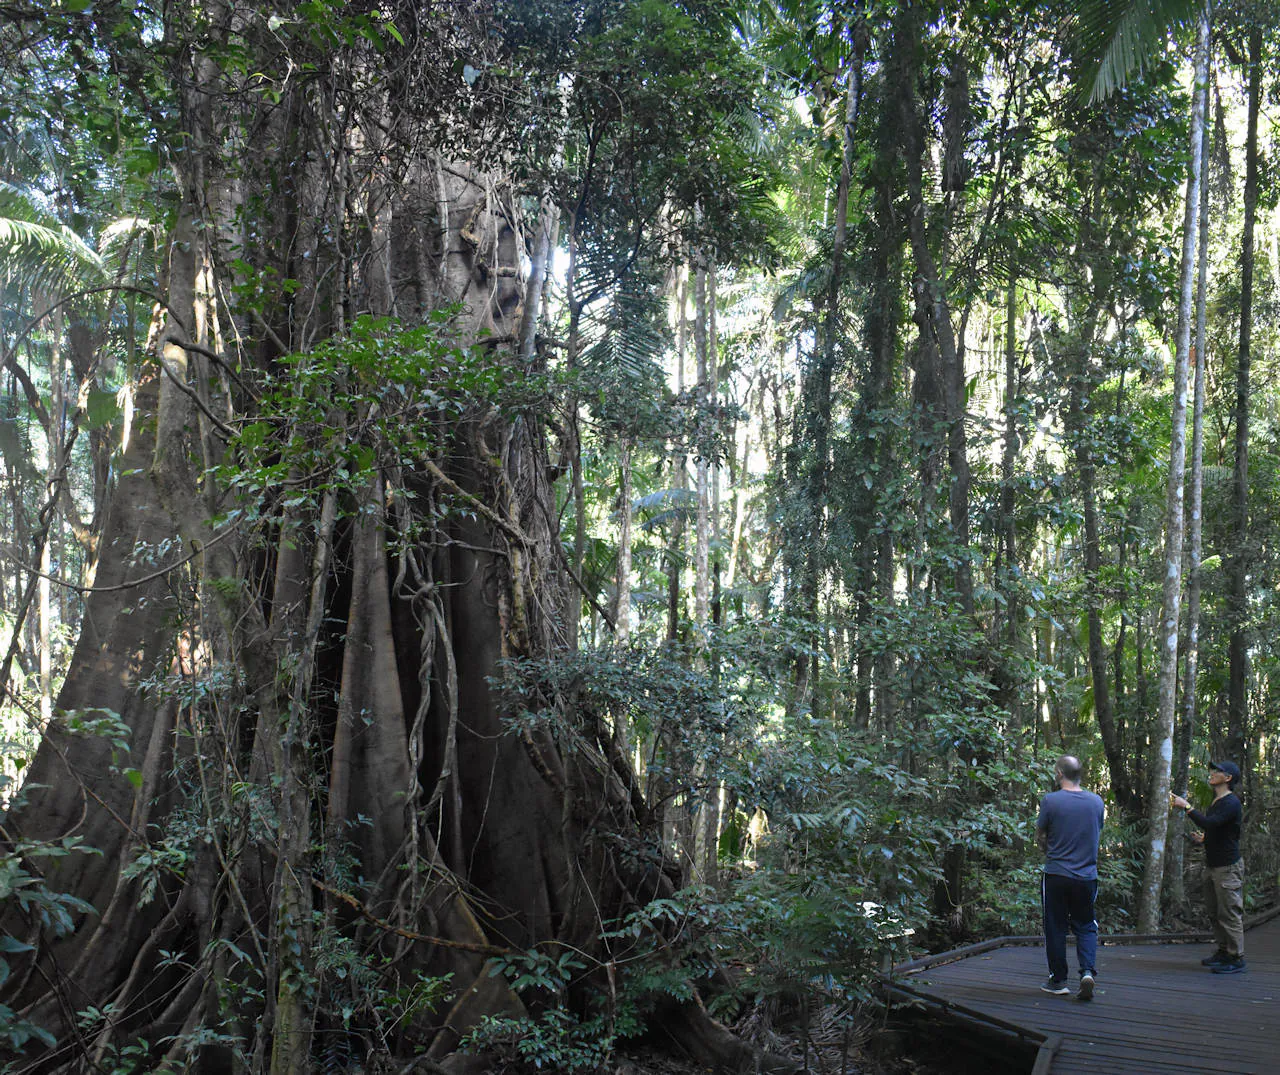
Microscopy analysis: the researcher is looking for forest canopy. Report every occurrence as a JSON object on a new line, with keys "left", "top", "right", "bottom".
{"left": 1, "top": 0, "right": 1278, "bottom": 1071}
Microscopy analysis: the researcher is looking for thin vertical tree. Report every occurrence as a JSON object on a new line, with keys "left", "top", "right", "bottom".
{"left": 1227, "top": 26, "right": 1262, "bottom": 765}
{"left": 1168, "top": 105, "right": 1211, "bottom": 902}
{"left": 1137, "top": 2, "right": 1210, "bottom": 932}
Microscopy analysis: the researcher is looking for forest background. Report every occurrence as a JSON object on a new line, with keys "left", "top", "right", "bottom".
{"left": 1, "top": 0, "right": 1278, "bottom": 1072}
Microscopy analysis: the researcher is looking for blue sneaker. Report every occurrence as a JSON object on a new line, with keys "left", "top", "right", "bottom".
{"left": 1041, "top": 977, "right": 1070, "bottom": 995}
{"left": 1211, "top": 956, "right": 1246, "bottom": 975}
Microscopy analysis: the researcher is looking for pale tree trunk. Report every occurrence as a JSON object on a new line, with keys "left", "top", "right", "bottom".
{"left": 726, "top": 417, "right": 751, "bottom": 590}
{"left": 997, "top": 273, "right": 1029, "bottom": 740}
{"left": 679, "top": 241, "right": 711, "bottom": 883}
{"left": 1227, "top": 26, "right": 1261, "bottom": 765}
{"left": 694, "top": 242, "right": 710, "bottom": 636}
{"left": 997, "top": 272, "right": 1018, "bottom": 623}
{"left": 616, "top": 438, "right": 633, "bottom": 643}
{"left": 1168, "top": 116, "right": 1211, "bottom": 905}
{"left": 666, "top": 265, "right": 689, "bottom": 644}
{"left": 564, "top": 210, "right": 586, "bottom": 651}
{"left": 39, "top": 306, "right": 63, "bottom": 728}
{"left": 1137, "top": 5, "right": 1209, "bottom": 933}
{"left": 701, "top": 265, "right": 722, "bottom": 886}
{"left": 518, "top": 81, "right": 566, "bottom": 367}
{"left": 709, "top": 262, "right": 721, "bottom": 633}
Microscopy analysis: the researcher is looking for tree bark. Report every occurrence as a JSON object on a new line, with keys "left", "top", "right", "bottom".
{"left": 894, "top": 11, "right": 974, "bottom": 620}
{"left": 1168, "top": 113, "right": 1211, "bottom": 905}
{"left": 694, "top": 240, "right": 711, "bottom": 638}
{"left": 1137, "top": 3, "right": 1209, "bottom": 933}
{"left": 1065, "top": 316, "right": 1134, "bottom": 815}
{"left": 1226, "top": 26, "right": 1261, "bottom": 766}
{"left": 616, "top": 438, "right": 633, "bottom": 643}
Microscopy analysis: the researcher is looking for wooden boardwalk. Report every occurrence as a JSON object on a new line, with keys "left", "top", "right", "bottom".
{"left": 888, "top": 914, "right": 1280, "bottom": 1073}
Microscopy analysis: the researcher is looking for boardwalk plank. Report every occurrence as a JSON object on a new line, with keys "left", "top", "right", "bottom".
{"left": 889, "top": 915, "right": 1280, "bottom": 1074}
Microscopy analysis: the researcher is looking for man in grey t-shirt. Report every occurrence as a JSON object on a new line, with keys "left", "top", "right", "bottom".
{"left": 1036, "top": 754, "right": 1105, "bottom": 1000}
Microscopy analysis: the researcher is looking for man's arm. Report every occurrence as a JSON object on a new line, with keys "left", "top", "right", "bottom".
{"left": 1035, "top": 797, "right": 1050, "bottom": 852}
{"left": 1188, "top": 794, "right": 1241, "bottom": 833}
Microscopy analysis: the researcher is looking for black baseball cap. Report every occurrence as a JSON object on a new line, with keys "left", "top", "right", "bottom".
{"left": 1210, "top": 760, "right": 1241, "bottom": 784}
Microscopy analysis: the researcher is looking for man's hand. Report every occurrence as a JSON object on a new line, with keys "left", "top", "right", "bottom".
{"left": 1170, "top": 793, "right": 1190, "bottom": 811}
{"left": 1189, "top": 830, "right": 1204, "bottom": 845}
{"left": 1036, "top": 828, "right": 1048, "bottom": 853}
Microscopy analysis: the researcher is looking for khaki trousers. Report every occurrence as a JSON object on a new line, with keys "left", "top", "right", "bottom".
{"left": 1203, "top": 859, "right": 1245, "bottom": 958}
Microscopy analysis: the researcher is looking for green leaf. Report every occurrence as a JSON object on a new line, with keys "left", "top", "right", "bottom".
{"left": 124, "top": 148, "right": 160, "bottom": 177}
{"left": 84, "top": 389, "right": 121, "bottom": 431}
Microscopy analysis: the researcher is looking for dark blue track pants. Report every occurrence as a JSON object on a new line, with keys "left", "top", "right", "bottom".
{"left": 1042, "top": 872, "right": 1098, "bottom": 982}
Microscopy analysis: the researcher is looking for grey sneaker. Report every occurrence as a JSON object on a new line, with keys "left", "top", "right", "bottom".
{"left": 1077, "top": 972, "right": 1095, "bottom": 1000}
{"left": 1041, "top": 977, "right": 1070, "bottom": 995}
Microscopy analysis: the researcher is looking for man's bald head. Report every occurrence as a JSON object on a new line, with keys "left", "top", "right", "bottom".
{"left": 1056, "top": 755, "right": 1082, "bottom": 784}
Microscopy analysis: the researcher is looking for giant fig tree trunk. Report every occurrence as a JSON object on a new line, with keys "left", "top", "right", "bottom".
{"left": 0, "top": 6, "right": 786, "bottom": 1073}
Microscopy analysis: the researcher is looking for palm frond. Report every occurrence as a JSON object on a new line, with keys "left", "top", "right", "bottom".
{"left": 98, "top": 215, "right": 160, "bottom": 283}
{"left": 579, "top": 275, "right": 670, "bottom": 378}
{"left": 635, "top": 487, "right": 697, "bottom": 512}
{"left": 771, "top": 262, "right": 828, "bottom": 323}
{"left": 1076, "top": 0, "right": 1199, "bottom": 103}
{"left": 0, "top": 182, "right": 105, "bottom": 293}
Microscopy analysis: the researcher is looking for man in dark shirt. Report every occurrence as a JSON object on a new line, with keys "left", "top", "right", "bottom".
{"left": 1036, "top": 754, "right": 1105, "bottom": 1000}
{"left": 1171, "top": 760, "right": 1245, "bottom": 973}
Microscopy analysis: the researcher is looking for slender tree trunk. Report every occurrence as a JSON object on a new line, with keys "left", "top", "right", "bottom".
{"left": 39, "top": 307, "right": 63, "bottom": 727}
{"left": 616, "top": 438, "right": 633, "bottom": 644}
{"left": 1137, "top": 4, "right": 1209, "bottom": 933}
{"left": 565, "top": 213, "right": 586, "bottom": 652}
{"left": 1168, "top": 118, "right": 1212, "bottom": 905}
{"left": 667, "top": 265, "right": 690, "bottom": 644}
{"left": 894, "top": 12, "right": 974, "bottom": 619}
{"left": 1226, "top": 27, "right": 1261, "bottom": 765}
{"left": 1067, "top": 318, "right": 1134, "bottom": 814}
{"left": 855, "top": 115, "right": 899, "bottom": 733}
{"left": 795, "top": 49, "right": 860, "bottom": 716}
{"left": 726, "top": 420, "right": 751, "bottom": 590}
{"left": 997, "top": 272, "right": 1019, "bottom": 621}
{"left": 703, "top": 264, "right": 722, "bottom": 885}
{"left": 694, "top": 243, "right": 710, "bottom": 637}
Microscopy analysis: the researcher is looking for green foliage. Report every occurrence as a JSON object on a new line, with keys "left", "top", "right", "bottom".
{"left": 0, "top": 791, "right": 100, "bottom": 1053}
{"left": 490, "top": 948, "right": 586, "bottom": 995}
{"left": 461, "top": 1008, "right": 617, "bottom": 1073}
{"left": 727, "top": 728, "right": 938, "bottom": 989}
{"left": 496, "top": 643, "right": 740, "bottom": 770}
{"left": 219, "top": 312, "right": 547, "bottom": 513}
